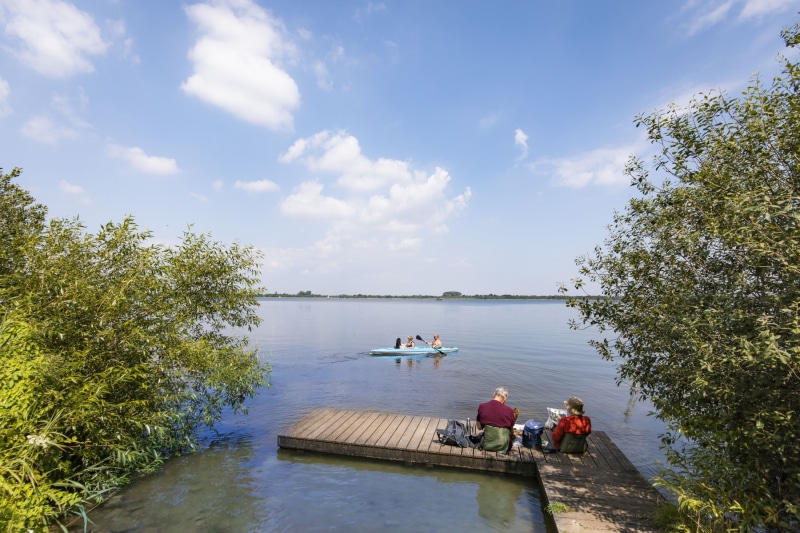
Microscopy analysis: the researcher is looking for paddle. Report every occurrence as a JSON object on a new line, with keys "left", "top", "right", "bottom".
{"left": 416, "top": 335, "right": 445, "bottom": 356}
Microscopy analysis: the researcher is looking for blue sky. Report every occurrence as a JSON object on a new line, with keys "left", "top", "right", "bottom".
{"left": 1, "top": 0, "right": 798, "bottom": 295}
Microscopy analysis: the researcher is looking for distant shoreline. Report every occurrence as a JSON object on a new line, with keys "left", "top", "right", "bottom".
{"left": 258, "top": 293, "right": 602, "bottom": 300}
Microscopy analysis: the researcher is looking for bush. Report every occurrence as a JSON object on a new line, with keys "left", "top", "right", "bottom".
{"left": 564, "top": 22, "right": 800, "bottom": 531}
{"left": 0, "top": 168, "right": 269, "bottom": 531}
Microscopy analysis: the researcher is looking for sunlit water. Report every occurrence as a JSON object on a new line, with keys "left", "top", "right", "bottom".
{"left": 81, "top": 299, "right": 667, "bottom": 532}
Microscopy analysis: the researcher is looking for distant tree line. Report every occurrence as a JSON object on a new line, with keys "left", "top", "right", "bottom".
{"left": 259, "top": 291, "right": 597, "bottom": 300}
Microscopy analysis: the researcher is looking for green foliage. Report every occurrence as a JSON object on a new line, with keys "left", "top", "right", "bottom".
{"left": 545, "top": 502, "right": 575, "bottom": 514}
{"left": 563, "top": 23, "right": 800, "bottom": 531}
{"left": 0, "top": 168, "right": 269, "bottom": 531}
{"left": 442, "top": 291, "right": 462, "bottom": 297}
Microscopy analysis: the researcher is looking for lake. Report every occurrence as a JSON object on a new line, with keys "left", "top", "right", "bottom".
{"left": 81, "top": 298, "right": 667, "bottom": 532}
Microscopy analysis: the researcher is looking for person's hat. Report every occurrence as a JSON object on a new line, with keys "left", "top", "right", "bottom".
{"left": 564, "top": 396, "right": 585, "bottom": 415}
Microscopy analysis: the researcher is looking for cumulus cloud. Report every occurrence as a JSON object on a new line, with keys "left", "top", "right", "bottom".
{"left": 0, "top": 78, "right": 10, "bottom": 116}
{"left": 21, "top": 115, "right": 77, "bottom": 143}
{"left": 278, "top": 131, "right": 472, "bottom": 261}
{"left": 234, "top": 179, "right": 280, "bottom": 192}
{"left": 0, "top": 0, "right": 108, "bottom": 77}
{"left": 280, "top": 130, "right": 418, "bottom": 192}
{"left": 529, "top": 137, "right": 649, "bottom": 188}
{"left": 181, "top": 0, "right": 300, "bottom": 130}
{"left": 514, "top": 128, "right": 529, "bottom": 160}
{"left": 107, "top": 144, "right": 181, "bottom": 175}
{"left": 281, "top": 181, "right": 354, "bottom": 218}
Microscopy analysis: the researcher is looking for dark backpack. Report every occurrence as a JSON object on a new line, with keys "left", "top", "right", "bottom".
{"left": 436, "top": 419, "right": 477, "bottom": 448}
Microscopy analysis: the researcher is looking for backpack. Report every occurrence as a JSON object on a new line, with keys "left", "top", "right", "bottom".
{"left": 436, "top": 419, "right": 477, "bottom": 448}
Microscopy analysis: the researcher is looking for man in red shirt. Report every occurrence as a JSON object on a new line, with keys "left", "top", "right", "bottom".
{"left": 476, "top": 387, "right": 517, "bottom": 452}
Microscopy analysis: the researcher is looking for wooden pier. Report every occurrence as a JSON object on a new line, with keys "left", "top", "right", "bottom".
{"left": 278, "top": 408, "right": 664, "bottom": 532}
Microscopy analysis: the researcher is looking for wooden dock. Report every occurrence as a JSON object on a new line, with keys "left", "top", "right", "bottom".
{"left": 278, "top": 408, "right": 664, "bottom": 532}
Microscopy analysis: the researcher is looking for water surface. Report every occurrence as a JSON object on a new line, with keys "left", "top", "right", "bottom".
{"left": 84, "top": 298, "right": 666, "bottom": 532}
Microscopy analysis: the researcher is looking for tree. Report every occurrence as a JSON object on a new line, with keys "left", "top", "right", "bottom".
{"left": 563, "top": 23, "right": 800, "bottom": 531}
{"left": 0, "top": 168, "right": 46, "bottom": 283}
{"left": 0, "top": 168, "right": 269, "bottom": 530}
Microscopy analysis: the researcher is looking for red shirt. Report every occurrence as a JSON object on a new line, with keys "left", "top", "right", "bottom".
{"left": 552, "top": 415, "right": 592, "bottom": 450}
{"left": 476, "top": 399, "right": 516, "bottom": 429}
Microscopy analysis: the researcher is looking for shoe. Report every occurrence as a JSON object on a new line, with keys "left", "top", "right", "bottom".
{"left": 541, "top": 446, "right": 557, "bottom": 454}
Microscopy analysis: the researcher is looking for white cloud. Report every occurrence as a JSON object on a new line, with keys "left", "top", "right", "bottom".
{"left": 686, "top": 1, "right": 733, "bottom": 35}
{"left": 19, "top": 89, "right": 91, "bottom": 143}
{"left": 276, "top": 132, "right": 472, "bottom": 266}
{"left": 107, "top": 144, "right": 181, "bottom": 175}
{"left": 107, "top": 18, "right": 140, "bottom": 64}
{"left": 529, "top": 138, "right": 649, "bottom": 188}
{"left": 740, "top": 0, "right": 799, "bottom": 19}
{"left": 280, "top": 180, "right": 354, "bottom": 218}
{"left": 181, "top": 0, "right": 300, "bottom": 130}
{"left": 58, "top": 179, "right": 83, "bottom": 194}
{"left": 681, "top": 0, "right": 799, "bottom": 34}
{"left": 234, "top": 179, "right": 280, "bottom": 192}
{"left": 58, "top": 179, "right": 90, "bottom": 203}
{"left": 190, "top": 192, "right": 209, "bottom": 202}
{"left": 279, "top": 130, "right": 417, "bottom": 192}
{"left": 21, "top": 115, "right": 77, "bottom": 143}
{"left": 0, "top": 0, "right": 108, "bottom": 77}
{"left": 270, "top": 131, "right": 472, "bottom": 272}
{"left": 212, "top": 180, "right": 224, "bottom": 191}
{"left": 313, "top": 61, "right": 332, "bottom": 90}
{"left": 0, "top": 78, "right": 10, "bottom": 116}
{"left": 514, "top": 128, "right": 529, "bottom": 160}
{"left": 50, "top": 90, "right": 90, "bottom": 129}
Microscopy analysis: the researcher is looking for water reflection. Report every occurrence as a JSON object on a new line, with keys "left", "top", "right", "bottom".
{"left": 274, "top": 449, "right": 545, "bottom": 533}
{"left": 81, "top": 437, "right": 265, "bottom": 532}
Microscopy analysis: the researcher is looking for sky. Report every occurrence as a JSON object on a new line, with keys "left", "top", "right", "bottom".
{"left": 1, "top": 0, "right": 798, "bottom": 296}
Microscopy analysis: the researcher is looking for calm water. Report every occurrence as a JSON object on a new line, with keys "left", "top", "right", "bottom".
{"left": 82, "top": 299, "right": 667, "bottom": 532}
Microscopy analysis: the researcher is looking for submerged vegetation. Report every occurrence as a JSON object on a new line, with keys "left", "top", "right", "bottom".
{"left": 0, "top": 168, "right": 269, "bottom": 531}
{"left": 564, "top": 22, "right": 800, "bottom": 532}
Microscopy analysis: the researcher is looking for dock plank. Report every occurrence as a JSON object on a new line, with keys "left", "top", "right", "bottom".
{"left": 341, "top": 411, "right": 381, "bottom": 444}
{"left": 277, "top": 409, "right": 663, "bottom": 533}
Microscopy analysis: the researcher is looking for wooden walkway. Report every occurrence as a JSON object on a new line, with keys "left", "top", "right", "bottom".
{"left": 278, "top": 408, "right": 664, "bottom": 532}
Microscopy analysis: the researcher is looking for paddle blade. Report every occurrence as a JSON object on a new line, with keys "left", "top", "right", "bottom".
{"left": 415, "top": 335, "right": 424, "bottom": 341}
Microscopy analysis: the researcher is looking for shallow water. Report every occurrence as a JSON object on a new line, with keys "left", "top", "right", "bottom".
{"left": 82, "top": 298, "right": 666, "bottom": 532}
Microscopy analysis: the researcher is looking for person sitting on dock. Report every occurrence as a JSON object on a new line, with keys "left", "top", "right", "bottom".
{"left": 476, "top": 386, "right": 518, "bottom": 454}
{"left": 550, "top": 396, "right": 592, "bottom": 453}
